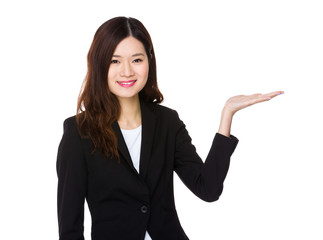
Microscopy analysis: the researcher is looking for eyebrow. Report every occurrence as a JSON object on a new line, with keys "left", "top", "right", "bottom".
{"left": 112, "top": 53, "right": 145, "bottom": 58}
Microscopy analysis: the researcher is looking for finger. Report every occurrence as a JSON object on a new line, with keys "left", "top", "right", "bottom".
{"left": 249, "top": 91, "right": 284, "bottom": 105}
{"left": 264, "top": 91, "right": 284, "bottom": 99}
{"left": 247, "top": 96, "right": 272, "bottom": 106}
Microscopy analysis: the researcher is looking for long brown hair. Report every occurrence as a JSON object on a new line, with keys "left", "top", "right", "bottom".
{"left": 76, "top": 17, "right": 163, "bottom": 159}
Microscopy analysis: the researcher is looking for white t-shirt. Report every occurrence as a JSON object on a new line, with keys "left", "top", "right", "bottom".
{"left": 121, "top": 125, "right": 152, "bottom": 240}
{"left": 121, "top": 125, "right": 142, "bottom": 173}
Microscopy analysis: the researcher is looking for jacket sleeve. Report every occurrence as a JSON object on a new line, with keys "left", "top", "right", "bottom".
{"left": 57, "top": 117, "right": 87, "bottom": 240}
{"left": 173, "top": 111, "right": 238, "bottom": 202}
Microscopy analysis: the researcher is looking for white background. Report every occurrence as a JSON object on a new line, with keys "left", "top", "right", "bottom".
{"left": 1, "top": 0, "right": 322, "bottom": 239}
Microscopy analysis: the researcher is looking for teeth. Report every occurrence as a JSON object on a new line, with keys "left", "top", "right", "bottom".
{"left": 118, "top": 81, "right": 135, "bottom": 85}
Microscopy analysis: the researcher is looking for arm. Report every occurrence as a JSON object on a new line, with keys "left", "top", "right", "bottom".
{"left": 174, "top": 113, "right": 238, "bottom": 202}
{"left": 218, "top": 91, "right": 284, "bottom": 137}
{"left": 57, "top": 118, "right": 87, "bottom": 240}
{"left": 174, "top": 91, "right": 283, "bottom": 202}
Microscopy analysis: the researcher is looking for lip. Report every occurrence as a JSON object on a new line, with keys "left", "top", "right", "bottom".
{"left": 117, "top": 80, "right": 137, "bottom": 88}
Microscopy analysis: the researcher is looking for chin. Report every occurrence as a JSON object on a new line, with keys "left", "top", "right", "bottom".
{"left": 116, "top": 94, "right": 140, "bottom": 101}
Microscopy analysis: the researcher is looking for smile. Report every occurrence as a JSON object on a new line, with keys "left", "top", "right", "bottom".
{"left": 117, "top": 80, "right": 137, "bottom": 88}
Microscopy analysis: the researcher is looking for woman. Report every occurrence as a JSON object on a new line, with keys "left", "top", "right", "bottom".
{"left": 57, "top": 16, "right": 283, "bottom": 240}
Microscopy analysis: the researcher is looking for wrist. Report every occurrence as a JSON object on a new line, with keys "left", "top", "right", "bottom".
{"left": 218, "top": 108, "right": 234, "bottom": 138}
{"left": 222, "top": 106, "right": 235, "bottom": 119}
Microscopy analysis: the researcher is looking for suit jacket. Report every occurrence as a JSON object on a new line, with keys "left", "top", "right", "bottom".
{"left": 57, "top": 101, "right": 238, "bottom": 240}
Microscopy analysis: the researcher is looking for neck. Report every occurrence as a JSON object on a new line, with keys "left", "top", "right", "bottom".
{"left": 117, "top": 95, "right": 142, "bottom": 130}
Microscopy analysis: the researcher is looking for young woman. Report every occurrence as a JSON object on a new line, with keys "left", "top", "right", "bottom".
{"left": 57, "top": 17, "right": 283, "bottom": 240}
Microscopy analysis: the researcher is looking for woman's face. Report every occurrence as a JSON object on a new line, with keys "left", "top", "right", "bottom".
{"left": 108, "top": 36, "right": 149, "bottom": 101}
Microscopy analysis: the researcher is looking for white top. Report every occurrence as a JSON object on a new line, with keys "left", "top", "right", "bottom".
{"left": 120, "top": 125, "right": 152, "bottom": 240}
{"left": 121, "top": 125, "right": 142, "bottom": 173}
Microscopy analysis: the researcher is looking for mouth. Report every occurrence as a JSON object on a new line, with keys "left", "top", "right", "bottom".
{"left": 117, "top": 80, "right": 137, "bottom": 88}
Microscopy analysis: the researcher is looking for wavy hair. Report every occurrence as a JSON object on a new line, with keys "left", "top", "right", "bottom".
{"left": 76, "top": 17, "right": 163, "bottom": 159}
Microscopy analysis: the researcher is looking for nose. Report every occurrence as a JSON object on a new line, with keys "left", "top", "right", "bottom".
{"left": 120, "top": 62, "right": 134, "bottom": 77}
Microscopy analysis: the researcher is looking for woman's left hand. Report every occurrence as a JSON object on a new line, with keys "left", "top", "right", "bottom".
{"left": 223, "top": 91, "right": 284, "bottom": 116}
{"left": 218, "top": 91, "right": 284, "bottom": 137}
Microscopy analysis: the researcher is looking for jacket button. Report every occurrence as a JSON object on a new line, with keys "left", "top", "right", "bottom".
{"left": 140, "top": 205, "right": 148, "bottom": 214}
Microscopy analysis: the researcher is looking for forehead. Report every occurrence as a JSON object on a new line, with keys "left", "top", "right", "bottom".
{"left": 113, "top": 36, "right": 146, "bottom": 56}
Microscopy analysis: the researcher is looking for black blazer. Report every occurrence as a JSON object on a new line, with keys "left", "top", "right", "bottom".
{"left": 57, "top": 101, "right": 238, "bottom": 240}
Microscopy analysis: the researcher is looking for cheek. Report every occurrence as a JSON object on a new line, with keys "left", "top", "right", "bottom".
{"left": 139, "top": 64, "right": 149, "bottom": 79}
{"left": 107, "top": 68, "right": 116, "bottom": 82}
{"left": 107, "top": 69, "right": 116, "bottom": 90}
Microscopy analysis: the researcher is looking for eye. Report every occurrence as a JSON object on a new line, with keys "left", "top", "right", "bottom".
{"left": 133, "top": 58, "right": 143, "bottom": 63}
{"left": 111, "top": 59, "right": 119, "bottom": 64}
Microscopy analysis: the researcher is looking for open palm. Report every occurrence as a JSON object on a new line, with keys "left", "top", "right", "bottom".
{"left": 224, "top": 91, "right": 284, "bottom": 115}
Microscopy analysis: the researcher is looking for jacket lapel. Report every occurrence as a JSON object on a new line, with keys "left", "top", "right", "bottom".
{"left": 112, "top": 101, "right": 157, "bottom": 179}
{"left": 139, "top": 101, "right": 157, "bottom": 179}
{"left": 112, "top": 121, "right": 136, "bottom": 171}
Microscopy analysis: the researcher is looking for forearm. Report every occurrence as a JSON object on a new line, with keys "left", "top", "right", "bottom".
{"left": 218, "top": 108, "right": 234, "bottom": 138}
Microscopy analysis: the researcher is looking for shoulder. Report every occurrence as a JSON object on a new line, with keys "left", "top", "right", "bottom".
{"left": 142, "top": 102, "right": 184, "bottom": 132}
{"left": 155, "top": 103, "right": 178, "bottom": 116}
{"left": 144, "top": 102, "right": 181, "bottom": 122}
{"left": 63, "top": 115, "right": 76, "bottom": 128}
{"left": 58, "top": 115, "right": 89, "bottom": 155}
{"left": 62, "top": 115, "right": 80, "bottom": 137}
{"left": 143, "top": 101, "right": 178, "bottom": 116}
{"left": 63, "top": 115, "right": 76, "bottom": 126}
